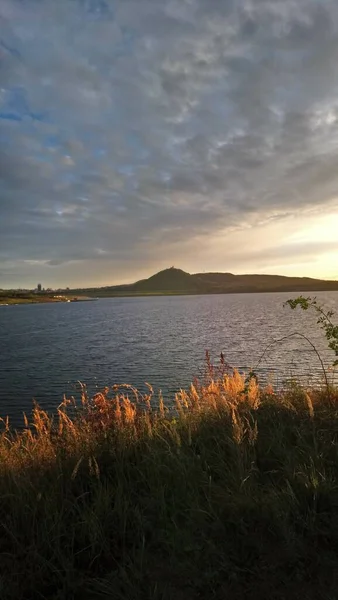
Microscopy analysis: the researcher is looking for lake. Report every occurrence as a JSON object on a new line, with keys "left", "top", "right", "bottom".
{"left": 1, "top": 292, "right": 338, "bottom": 427}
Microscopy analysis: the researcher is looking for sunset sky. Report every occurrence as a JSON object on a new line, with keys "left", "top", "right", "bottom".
{"left": 1, "top": 0, "right": 338, "bottom": 289}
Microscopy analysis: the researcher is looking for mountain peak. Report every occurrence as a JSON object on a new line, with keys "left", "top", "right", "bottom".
{"left": 134, "top": 267, "right": 201, "bottom": 292}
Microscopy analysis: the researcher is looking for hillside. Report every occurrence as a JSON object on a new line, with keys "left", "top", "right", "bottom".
{"left": 69, "top": 267, "right": 338, "bottom": 296}
{"left": 194, "top": 272, "right": 338, "bottom": 293}
{"left": 133, "top": 267, "right": 203, "bottom": 292}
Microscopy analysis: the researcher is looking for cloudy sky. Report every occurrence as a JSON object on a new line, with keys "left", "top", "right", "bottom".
{"left": 1, "top": 0, "right": 338, "bottom": 288}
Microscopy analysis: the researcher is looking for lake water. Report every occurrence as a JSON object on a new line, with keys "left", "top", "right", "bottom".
{"left": 1, "top": 292, "right": 338, "bottom": 426}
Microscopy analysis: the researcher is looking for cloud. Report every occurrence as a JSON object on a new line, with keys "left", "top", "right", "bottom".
{"left": 1, "top": 0, "right": 338, "bottom": 286}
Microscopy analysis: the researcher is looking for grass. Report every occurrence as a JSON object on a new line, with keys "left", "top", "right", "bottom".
{"left": 1, "top": 370, "right": 338, "bottom": 599}
{"left": 0, "top": 295, "right": 91, "bottom": 305}
{"left": 0, "top": 295, "right": 65, "bottom": 305}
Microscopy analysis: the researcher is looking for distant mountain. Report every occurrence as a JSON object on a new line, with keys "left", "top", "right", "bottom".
{"left": 193, "top": 272, "right": 338, "bottom": 293}
{"left": 133, "top": 268, "right": 203, "bottom": 293}
{"left": 70, "top": 267, "right": 338, "bottom": 296}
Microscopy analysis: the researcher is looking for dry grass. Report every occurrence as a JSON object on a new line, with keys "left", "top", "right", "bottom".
{"left": 1, "top": 369, "right": 338, "bottom": 599}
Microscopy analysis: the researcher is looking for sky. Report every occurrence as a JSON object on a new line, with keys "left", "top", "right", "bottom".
{"left": 1, "top": 0, "right": 338, "bottom": 289}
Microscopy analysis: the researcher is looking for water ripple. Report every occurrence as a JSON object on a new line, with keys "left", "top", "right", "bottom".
{"left": 1, "top": 292, "right": 337, "bottom": 426}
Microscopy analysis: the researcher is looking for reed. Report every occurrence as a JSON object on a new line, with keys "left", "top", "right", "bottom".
{"left": 1, "top": 369, "right": 338, "bottom": 599}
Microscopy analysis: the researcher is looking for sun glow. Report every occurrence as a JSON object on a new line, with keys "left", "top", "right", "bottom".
{"left": 288, "top": 213, "right": 338, "bottom": 244}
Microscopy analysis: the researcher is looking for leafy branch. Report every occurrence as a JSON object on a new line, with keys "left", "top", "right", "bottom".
{"left": 284, "top": 296, "right": 338, "bottom": 368}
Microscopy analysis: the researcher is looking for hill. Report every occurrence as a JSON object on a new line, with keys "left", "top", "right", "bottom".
{"left": 133, "top": 267, "right": 203, "bottom": 293}
{"left": 194, "top": 272, "right": 338, "bottom": 293}
{"left": 68, "top": 267, "right": 338, "bottom": 296}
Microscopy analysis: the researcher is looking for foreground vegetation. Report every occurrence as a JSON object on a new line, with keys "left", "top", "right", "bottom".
{"left": 1, "top": 370, "right": 338, "bottom": 600}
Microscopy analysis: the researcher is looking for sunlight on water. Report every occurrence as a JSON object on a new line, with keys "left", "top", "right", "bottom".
{"left": 1, "top": 291, "right": 338, "bottom": 426}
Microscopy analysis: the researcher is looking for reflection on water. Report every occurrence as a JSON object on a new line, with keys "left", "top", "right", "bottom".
{"left": 1, "top": 291, "right": 338, "bottom": 426}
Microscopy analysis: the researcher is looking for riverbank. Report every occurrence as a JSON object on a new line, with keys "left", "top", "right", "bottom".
{"left": 1, "top": 373, "right": 338, "bottom": 599}
{"left": 0, "top": 295, "right": 97, "bottom": 305}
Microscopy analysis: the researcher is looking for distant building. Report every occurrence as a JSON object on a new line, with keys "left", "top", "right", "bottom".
{"left": 37, "top": 283, "right": 42, "bottom": 292}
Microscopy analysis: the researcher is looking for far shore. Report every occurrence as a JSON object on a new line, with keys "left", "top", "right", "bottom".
{"left": 0, "top": 295, "right": 98, "bottom": 306}
{"left": 2, "top": 287, "right": 338, "bottom": 305}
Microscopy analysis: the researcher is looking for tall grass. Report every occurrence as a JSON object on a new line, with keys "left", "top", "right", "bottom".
{"left": 1, "top": 369, "right": 338, "bottom": 599}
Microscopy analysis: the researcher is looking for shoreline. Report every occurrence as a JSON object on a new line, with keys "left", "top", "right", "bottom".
{"left": 2, "top": 288, "right": 338, "bottom": 305}
{"left": 0, "top": 296, "right": 98, "bottom": 306}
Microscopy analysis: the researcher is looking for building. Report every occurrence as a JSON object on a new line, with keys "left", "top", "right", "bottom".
{"left": 37, "top": 283, "right": 42, "bottom": 292}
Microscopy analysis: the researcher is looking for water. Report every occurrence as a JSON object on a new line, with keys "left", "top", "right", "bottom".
{"left": 1, "top": 292, "right": 338, "bottom": 426}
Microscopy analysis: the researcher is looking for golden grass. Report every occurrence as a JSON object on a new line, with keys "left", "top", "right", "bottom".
{"left": 1, "top": 371, "right": 338, "bottom": 600}
{"left": 0, "top": 369, "right": 333, "bottom": 476}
